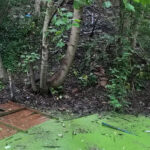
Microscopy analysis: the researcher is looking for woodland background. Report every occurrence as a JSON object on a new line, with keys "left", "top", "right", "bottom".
{"left": 0, "top": 0, "right": 150, "bottom": 116}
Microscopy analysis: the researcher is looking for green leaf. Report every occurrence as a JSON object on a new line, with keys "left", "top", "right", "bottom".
{"left": 74, "top": 19, "right": 81, "bottom": 23}
{"left": 72, "top": 23, "right": 80, "bottom": 28}
{"left": 55, "top": 19, "right": 65, "bottom": 26}
{"left": 103, "top": 1, "right": 112, "bottom": 8}
{"left": 125, "top": 3, "right": 135, "bottom": 11}
{"left": 56, "top": 40, "right": 65, "bottom": 48}
{"left": 61, "top": 8, "right": 67, "bottom": 11}
{"left": 66, "top": 12, "right": 73, "bottom": 18}
{"left": 123, "top": 0, "right": 135, "bottom": 12}
{"left": 133, "top": 0, "right": 150, "bottom": 5}
{"left": 73, "top": 0, "right": 92, "bottom": 9}
{"left": 49, "top": 29, "right": 57, "bottom": 33}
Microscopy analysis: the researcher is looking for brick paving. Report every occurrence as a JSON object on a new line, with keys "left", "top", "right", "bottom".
{"left": 0, "top": 101, "right": 48, "bottom": 140}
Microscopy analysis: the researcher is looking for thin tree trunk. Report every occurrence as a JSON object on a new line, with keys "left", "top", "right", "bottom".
{"left": 40, "top": 1, "right": 55, "bottom": 93}
{"left": 41, "top": 0, "right": 47, "bottom": 7}
{"left": 48, "top": 8, "right": 83, "bottom": 87}
{"left": 131, "top": 27, "right": 138, "bottom": 49}
{"left": 0, "top": 54, "right": 5, "bottom": 79}
{"left": 29, "top": 63, "right": 37, "bottom": 92}
{"left": 131, "top": 11, "right": 143, "bottom": 49}
{"left": 35, "top": 0, "right": 41, "bottom": 16}
{"left": 7, "top": 70, "right": 14, "bottom": 99}
{"left": 40, "top": 0, "right": 65, "bottom": 93}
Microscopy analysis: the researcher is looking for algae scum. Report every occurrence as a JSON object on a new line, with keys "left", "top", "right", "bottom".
{"left": 0, "top": 113, "right": 150, "bottom": 150}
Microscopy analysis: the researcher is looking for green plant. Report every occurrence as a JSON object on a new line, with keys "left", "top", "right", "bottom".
{"left": 105, "top": 2, "right": 150, "bottom": 110}
{"left": 106, "top": 37, "right": 149, "bottom": 109}
{"left": 0, "top": 81, "right": 4, "bottom": 91}
{"left": 50, "top": 86, "right": 64, "bottom": 95}
{"left": 73, "top": 69, "right": 79, "bottom": 77}
{"left": 0, "top": 3, "right": 42, "bottom": 72}
{"left": 106, "top": 32, "right": 136, "bottom": 109}
{"left": 73, "top": 0, "right": 93, "bottom": 9}
{"left": 79, "top": 73, "right": 97, "bottom": 87}
{"left": 0, "top": 23, "right": 39, "bottom": 71}
{"left": 19, "top": 52, "right": 40, "bottom": 72}
{"left": 49, "top": 8, "right": 73, "bottom": 48}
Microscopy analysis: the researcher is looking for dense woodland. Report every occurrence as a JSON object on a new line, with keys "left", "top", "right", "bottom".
{"left": 0, "top": 0, "right": 150, "bottom": 115}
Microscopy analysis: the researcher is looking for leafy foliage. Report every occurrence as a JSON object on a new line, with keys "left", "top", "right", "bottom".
{"left": 106, "top": 42, "right": 133, "bottom": 109}
{"left": 79, "top": 73, "right": 97, "bottom": 87}
{"left": 19, "top": 52, "right": 40, "bottom": 72}
{"left": 0, "top": 81, "right": 4, "bottom": 91}
{"left": 49, "top": 8, "right": 73, "bottom": 48}
{"left": 74, "top": 0, "right": 93, "bottom": 9}
{"left": 106, "top": 3, "right": 150, "bottom": 109}
{"left": 133, "top": 0, "right": 150, "bottom": 5}
{"left": 0, "top": 7, "right": 41, "bottom": 72}
{"left": 103, "top": 1, "right": 112, "bottom": 8}
{"left": 123, "top": 0, "right": 135, "bottom": 12}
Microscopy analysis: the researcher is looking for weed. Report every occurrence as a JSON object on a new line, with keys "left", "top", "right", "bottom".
{"left": 79, "top": 73, "right": 97, "bottom": 87}
{"left": 0, "top": 81, "right": 4, "bottom": 91}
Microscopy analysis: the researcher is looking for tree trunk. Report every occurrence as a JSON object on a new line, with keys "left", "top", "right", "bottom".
{"left": 131, "top": 11, "right": 143, "bottom": 49}
{"left": 7, "top": 70, "right": 14, "bottom": 99}
{"left": 131, "top": 27, "right": 138, "bottom": 49}
{"left": 48, "top": 8, "right": 83, "bottom": 87}
{"left": 29, "top": 63, "right": 37, "bottom": 92}
{"left": 41, "top": 0, "right": 47, "bottom": 8}
{"left": 0, "top": 54, "right": 6, "bottom": 80}
{"left": 40, "top": 0, "right": 65, "bottom": 93}
{"left": 35, "top": 0, "right": 41, "bottom": 16}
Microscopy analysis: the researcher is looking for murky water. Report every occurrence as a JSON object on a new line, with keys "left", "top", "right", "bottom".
{"left": 0, "top": 113, "right": 150, "bottom": 150}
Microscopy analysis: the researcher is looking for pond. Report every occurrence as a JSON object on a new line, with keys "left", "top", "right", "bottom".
{"left": 0, "top": 113, "right": 150, "bottom": 150}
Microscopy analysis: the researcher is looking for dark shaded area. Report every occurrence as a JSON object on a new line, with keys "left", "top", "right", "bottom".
{"left": 127, "top": 82, "right": 150, "bottom": 115}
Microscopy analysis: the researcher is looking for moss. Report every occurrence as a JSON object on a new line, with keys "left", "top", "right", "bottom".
{"left": 0, "top": 113, "right": 150, "bottom": 150}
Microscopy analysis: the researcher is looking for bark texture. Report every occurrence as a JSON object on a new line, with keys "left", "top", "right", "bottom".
{"left": 35, "top": 0, "right": 41, "bottom": 16}
{"left": 7, "top": 70, "right": 14, "bottom": 99}
{"left": 48, "top": 8, "right": 83, "bottom": 87}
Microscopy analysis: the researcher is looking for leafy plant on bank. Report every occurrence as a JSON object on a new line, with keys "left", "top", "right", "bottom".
{"left": 107, "top": 36, "right": 150, "bottom": 110}
{"left": 79, "top": 73, "right": 98, "bottom": 87}
{"left": 19, "top": 52, "right": 40, "bottom": 73}
{"left": 105, "top": 1, "right": 150, "bottom": 110}
{"left": 106, "top": 44, "right": 132, "bottom": 109}
{"left": 0, "top": 81, "right": 4, "bottom": 91}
